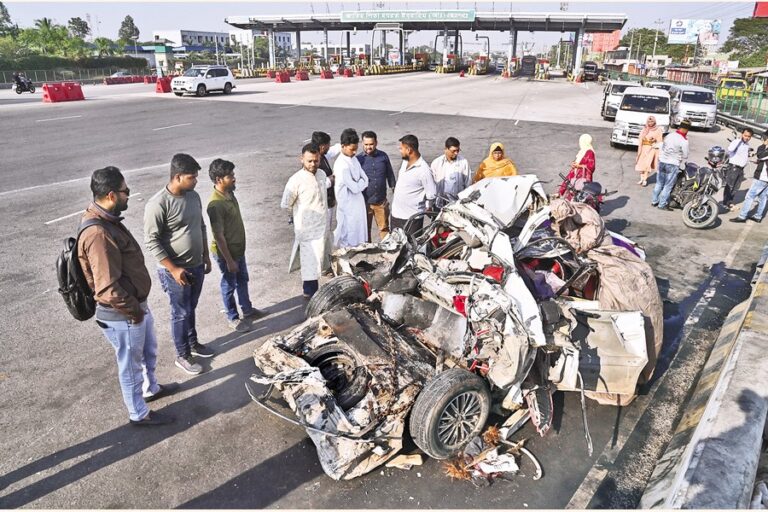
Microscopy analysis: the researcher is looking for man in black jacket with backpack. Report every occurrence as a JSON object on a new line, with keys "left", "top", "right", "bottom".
{"left": 77, "top": 166, "right": 178, "bottom": 426}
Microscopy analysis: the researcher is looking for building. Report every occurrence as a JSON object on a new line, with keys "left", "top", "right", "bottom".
{"left": 590, "top": 30, "right": 621, "bottom": 53}
{"left": 229, "top": 29, "right": 293, "bottom": 50}
{"left": 153, "top": 30, "right": 229, "bottom": 47}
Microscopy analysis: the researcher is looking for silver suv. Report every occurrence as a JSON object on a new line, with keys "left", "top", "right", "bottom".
{"left": 172, "top": 65, "right": 235, "bottom": 97}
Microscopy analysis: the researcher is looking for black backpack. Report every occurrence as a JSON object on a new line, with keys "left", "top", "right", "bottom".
{"left": 56, "top": 219, "right": 116, "bottom": 321}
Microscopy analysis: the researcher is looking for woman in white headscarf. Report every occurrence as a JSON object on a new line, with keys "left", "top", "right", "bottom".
{"left": 558, "top": 134, "right": 596, "bottom": 199}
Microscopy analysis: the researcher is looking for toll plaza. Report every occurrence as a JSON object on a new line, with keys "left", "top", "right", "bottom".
{"left": 225, "top": 10, "right": 626, "bottom": 74}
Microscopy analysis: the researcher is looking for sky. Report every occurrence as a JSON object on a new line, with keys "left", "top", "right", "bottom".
{"left": 3, "top": 1, "right": 756, "bottom": 52}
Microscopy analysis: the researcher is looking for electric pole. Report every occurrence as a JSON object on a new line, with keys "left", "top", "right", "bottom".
{"left": 651, "top": 18, "right": 663, "bottom": 76}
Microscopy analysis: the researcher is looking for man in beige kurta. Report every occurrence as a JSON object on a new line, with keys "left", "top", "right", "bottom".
{"left": 281, "top": 144, "right": 329, "bottom": 298}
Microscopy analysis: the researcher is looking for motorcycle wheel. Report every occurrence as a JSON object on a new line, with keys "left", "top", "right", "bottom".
{"left": 682, "top": 197, "right": 719, "bottom": 229}
{"left": 15, "top": 86, "right": 22, "bottom": 94}
{"left": 28, "top": 85, "right": 35, "bottom": 93}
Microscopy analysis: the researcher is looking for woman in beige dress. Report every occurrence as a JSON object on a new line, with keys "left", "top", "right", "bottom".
{"left": 635, "top": 115, "right": 664, "bottom": 187}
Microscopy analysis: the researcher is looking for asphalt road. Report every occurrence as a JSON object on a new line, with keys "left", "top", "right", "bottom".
{"left": 0, "top": 74, "right": 764, "bottom": 508}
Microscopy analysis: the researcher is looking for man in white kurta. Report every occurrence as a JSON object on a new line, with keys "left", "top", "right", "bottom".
{"left": 430, "top": 137, "right": 472, "bottom": 209}
{"left": 280, "top": 145, "right": 328, "bottom": 298}
{"left": 333, "top": 129, "right": 369, "bottom": 248}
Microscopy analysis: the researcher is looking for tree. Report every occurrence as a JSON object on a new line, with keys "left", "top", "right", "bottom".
{"left": 67, "top": 17, "right": 90, "bottom": 39}
{"left": 0, "top": 2, "right": 18, "bottom": 37}
{"left": 722, "top": 17, "right": 768, "bottom": 68}
{"left": 93, "top": 36, "right": 115, "bottom": 56}
{"left": 117, "top": 15, "right": 139, "bottom": 44}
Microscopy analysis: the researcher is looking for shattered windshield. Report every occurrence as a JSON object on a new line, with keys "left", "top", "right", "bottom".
{"left": 620, "top": 95, "right": 669, "bottom": 114}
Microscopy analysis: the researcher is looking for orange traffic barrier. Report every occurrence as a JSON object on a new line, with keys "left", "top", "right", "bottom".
{"left": 355, "top": 68, "right": 366, "bottom": 76}
{"left": 266, "top": 70, "right": 277, "bottom": 79}
{"left": 62, "top": 82, "right": 85, "bottom": 101}
{"left": 155, "top": 76, "right": 172, "bottom": 93}
{"left": 275, "top": 71, "right": 291, "bottom": 83}
{"left": 143, "top": 75, "right": 158, "bottom": 84}
{"left": 320, "top": 70, "right": 334, "bottom": 79}
{"left": 295, "top": 70, "right": 310, "bottom": 81}
{"left": 343, "top": 68, "right": 354, "bottom": 78}
{"left": 42, "top": 82, "right": 84, "bottom": 103}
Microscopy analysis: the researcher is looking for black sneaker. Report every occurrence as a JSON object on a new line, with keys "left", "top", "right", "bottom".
{"left": 190, "top": 342, "right": 214, "bottom": 358}
{"left": 658, "top": 205, "right": 674, "bottom": 212}
{"left": 750, "top": 217, "right": 763, "bottom": 223}
{"left": 651, "top": 202, "right": 658, "bottom": 207}
{"left": 129, "top": 410, "right": 174, "bottom": 426}
{"left": 143, "top": 382, "right": 180, "bottom": 402}
{"left": 175, "top": 355, "right": 203, "bottom": 375}
{"left": 730, "top": 217, "right": 748, "bottom": 223}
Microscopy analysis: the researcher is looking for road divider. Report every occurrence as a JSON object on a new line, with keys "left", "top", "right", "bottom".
{"left": 156, "top": 76, "right": 172, "bottom": 93}
{"left": 42, "top": 82, "right": 84, "bottom": 103}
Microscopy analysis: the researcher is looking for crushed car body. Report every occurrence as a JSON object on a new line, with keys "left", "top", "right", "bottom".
{"left": 248, "top": 175, "right": 663, "bottom": 480}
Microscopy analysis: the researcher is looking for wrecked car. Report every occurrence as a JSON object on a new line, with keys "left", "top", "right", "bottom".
{"left": 247, "top": 175, "right": 663, "bottom": 480}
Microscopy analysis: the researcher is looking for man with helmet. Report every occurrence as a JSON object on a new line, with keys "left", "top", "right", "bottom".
{"left": 731, "top": 130, "right": 768, "bottom": 223}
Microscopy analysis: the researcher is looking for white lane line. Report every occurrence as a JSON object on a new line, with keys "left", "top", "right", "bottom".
{"left": 278, "top": 104, "right": 301, "bottom": 109}
{"left": 302, "top": 138, "right": 312, "bottom": 143}
{"left": 152, "top": 123, "right": 191, "bottom": 131}
{"left": 0, "top": 151, "right": 258, "bottom": 198}
{"left": 44, "top": 193, "right": 142, "bottom": 225}
{"left": 724, "top": 222, "right": 754, "bottom": 268}
{"left": 515, "top": 119, "right": 520, "bottom": 125}
{"left": 35, "top": 115, "right": 83, "bottom": 123}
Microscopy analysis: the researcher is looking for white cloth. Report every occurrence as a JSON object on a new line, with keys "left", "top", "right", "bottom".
{"left": 728, "top": 138, "right": 751, "bottom": 168}
{"left": 391, "top": 157, "right": 437, "bottom": 219}
{"left": 281, "top": 169, "right": 328, "bottom": 281}
{"left": 430, "top": 154, "right": 472, "bottom": 207}
{"left": 333, "top": 153, "right": 369, "bottom": 248}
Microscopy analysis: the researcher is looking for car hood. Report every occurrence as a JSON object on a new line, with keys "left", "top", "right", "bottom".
{"left": 449, "top": 175, "right": 548, "bottom": 229}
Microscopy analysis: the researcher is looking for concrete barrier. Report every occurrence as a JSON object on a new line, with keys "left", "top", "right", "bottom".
{"left": 641, "top": 245, "right": 768, "bottom": 509}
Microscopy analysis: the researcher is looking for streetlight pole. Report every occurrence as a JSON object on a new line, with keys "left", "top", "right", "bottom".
{"left": 651, "top": 18, "right": 663, "bottom": 76}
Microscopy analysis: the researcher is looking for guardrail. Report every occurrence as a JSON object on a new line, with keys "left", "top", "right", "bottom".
{"left": 641, "top": 243, "right": 768, "bottom": 509}
{"left": 2, "top": 68, "right": 150, "bottom": 87}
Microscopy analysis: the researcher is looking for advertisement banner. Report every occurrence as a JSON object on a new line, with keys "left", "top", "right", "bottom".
{"left": 668, "top": 19, "right": 721, "bottom": 45}
{"left": 340, "top": 10, "right": 475, "bottom": 23}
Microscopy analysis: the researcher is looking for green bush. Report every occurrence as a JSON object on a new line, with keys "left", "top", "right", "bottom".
{"left": 0, "top": 55, "right": 148, "bottom": 70}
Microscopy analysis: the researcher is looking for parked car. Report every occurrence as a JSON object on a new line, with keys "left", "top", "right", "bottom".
{"left": 171, "top": 65, "right": 235, "bottom": 97}
{"left": 601, "top": 80, "right": 638, "bottom": 120}
{"left": 611, "top": 86, "right": 670, "bottom": 147}
{"left": 247, "top": 176, "right": 662, "bottom": 481}
{"left": 110, "top": 71, "right": 129, "bottom": 78}
{"left": 669, "top": 84, "right": 717, "bottom": 130}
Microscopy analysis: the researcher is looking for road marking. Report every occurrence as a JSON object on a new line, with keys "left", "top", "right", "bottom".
{"left": 515, "top": 119, "right": 520, "bottom": 125}
{"left": 152, "top": 123, "right": 191, "bottom": 131}
{"left": 35, "top": 115, "right": 83, "bottom": 123}
{"left": 279, "top": 104, "right": 301, "bottom": 109}
{"left": 724, "top": 222, "right": 753, "bottom": 268}
{"left": 0, "top": 153, "right": 256, "bottom": 198}
{"left": 302, "top": 138, "right": 312, "bottom": 143}
{"left": 44, "top": 193, "right": 142, "bottom": 225}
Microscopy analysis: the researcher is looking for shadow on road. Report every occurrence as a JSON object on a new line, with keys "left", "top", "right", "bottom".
{"left": 0, "top": 295, "right": 308, "bottom": 508}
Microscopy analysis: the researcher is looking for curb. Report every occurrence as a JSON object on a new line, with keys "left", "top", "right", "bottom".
{"left": 641, "top": 246, "right": 768, "bottom": 508}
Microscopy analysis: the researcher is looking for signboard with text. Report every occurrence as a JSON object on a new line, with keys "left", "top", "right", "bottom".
{"left": 668, "top": 19, "right": 721, "bottom": 45}
{"left": 340, "top": 10, "right": 476, "bottom": 23}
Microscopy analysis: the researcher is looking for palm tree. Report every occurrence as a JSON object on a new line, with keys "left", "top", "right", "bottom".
{"left": 93, "top": 37, "right": 114, "bottom": 57}
{"left": 34, "top": 17, "right": 54, "bottom": 31}
{"left": 33, "top": 17, "right": 57, "bottom": 54}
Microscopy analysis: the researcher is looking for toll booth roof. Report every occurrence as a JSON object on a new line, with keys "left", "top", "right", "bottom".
{"left": 225, "top": 11, "right": 626, "bottom": 33}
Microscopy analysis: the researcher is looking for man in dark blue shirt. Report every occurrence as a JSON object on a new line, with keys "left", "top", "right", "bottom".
{"left": 357, "top": 130, "right": 396, "bottom": 241}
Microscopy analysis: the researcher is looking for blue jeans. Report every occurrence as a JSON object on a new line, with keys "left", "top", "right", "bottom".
{"left": 737, "top": 179, "right": 768, "bottom": 220}
{"left": 652, "top": 162, "right": 679, "bottom": 208}
{"left": 158, "top": 264, "right": 205, "bottom": 358}
{"left": 214, "top": 255, "right": 254, "bottom": 321}
{"left": 96, "top": 307, "right": 159, "bottom": 421}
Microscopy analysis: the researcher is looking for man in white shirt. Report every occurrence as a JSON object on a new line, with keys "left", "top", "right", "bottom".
{"left": 333, "top": 128, "right": 369, "bottom": 248}
{"left": 732, "top": 130, "right": 768, "bottom": 223}
{"left": 391, "top": 134, "right": 437, "bottom": 238}
{"left": 430, "top": 136, "right": 472, "bottom": 209}
{"left": 723, "top": 127, "right": 754, "bottom": 209}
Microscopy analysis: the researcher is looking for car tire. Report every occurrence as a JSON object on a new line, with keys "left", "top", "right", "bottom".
{"left": 223, "top": 82, "right": 233, "bottom": 94}
{"left": 610, "top": 141, "right": 616, "bottom": 148}
{"left": 305, "top": 343, "right": 369, "bottom": 410}
{"left": 174, "top": 92, "right": 183, "bottom": 97}
{"left": 305, "top": 275, "right": 368, "bottom": 318}
{"left": 409, "top": 368, "right": 491, "bottom": 460}
{"left": 196, "top": 84, "right": 206, "bottom": 97}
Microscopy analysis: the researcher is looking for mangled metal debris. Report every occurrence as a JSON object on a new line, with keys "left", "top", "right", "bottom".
{"left": 248, "top": 175, "right": 664, "bottom": 481}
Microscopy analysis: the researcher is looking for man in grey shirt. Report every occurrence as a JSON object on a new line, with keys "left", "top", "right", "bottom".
{"left": 652, "top": 119, "right": 690, "bottom": 211}
{"left": 391, "top": 134, "right": 437, "bottom": 238}
{"left": 144, "top": 153, "right": 213, "bottom": 375}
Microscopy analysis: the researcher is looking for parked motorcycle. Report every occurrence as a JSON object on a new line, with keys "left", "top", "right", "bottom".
{"left": 557, "top": 173, "right": 612, "bottom": 214}
{"left": 668, "top": 146, "right": 725, "bottom": 229}
{"left": 14, "top": 77, "right": 35, "bottom": 94}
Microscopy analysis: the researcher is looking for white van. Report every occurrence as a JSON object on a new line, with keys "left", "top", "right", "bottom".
{"left": 601, "top": 80, "right": 638, "bottom": 120}
{"left": 611, "top": 87, "right": 670, "bottom": 147}
{"left": 669, "top": 85, "right": 717, "bottom": 130}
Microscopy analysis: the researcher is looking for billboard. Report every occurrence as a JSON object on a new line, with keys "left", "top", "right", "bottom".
{"left": 668, "top": 19, "right": 721, "bottom": 45}
{"left": 755, "top": 2, "right": 768, "bottom": 17}
{"left": 340, "top": 10, "right": 475, "bottom": 23}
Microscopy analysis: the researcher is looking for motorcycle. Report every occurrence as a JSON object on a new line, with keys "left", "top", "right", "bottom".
{"left": 668, "top": 147, "right": 725, "bottom": 229}
{"left": 557, "top": 172, "right": 612, "bottom": 214}
{"left": 14, "top": 77, "right": 35, "bottom": 94}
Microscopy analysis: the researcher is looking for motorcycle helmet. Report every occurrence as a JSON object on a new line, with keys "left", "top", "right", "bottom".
{"left": 706, "top": 146, "right": 726, "bottom": 167}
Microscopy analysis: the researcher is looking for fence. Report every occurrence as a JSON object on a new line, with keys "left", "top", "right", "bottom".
{"left": 2, "top": 67, "right": 150, "bottom": 86}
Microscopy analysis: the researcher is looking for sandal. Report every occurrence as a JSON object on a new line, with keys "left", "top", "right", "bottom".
{"left": 642, "top": 180, "right": 648, "bottom": 187}
{"left": 637, "top": 179, "right": 643, "bottom": 185}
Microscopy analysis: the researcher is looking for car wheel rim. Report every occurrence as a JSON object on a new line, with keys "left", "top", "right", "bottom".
{"left": 437, "top": 391, "right": 483, "bottom": 448}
